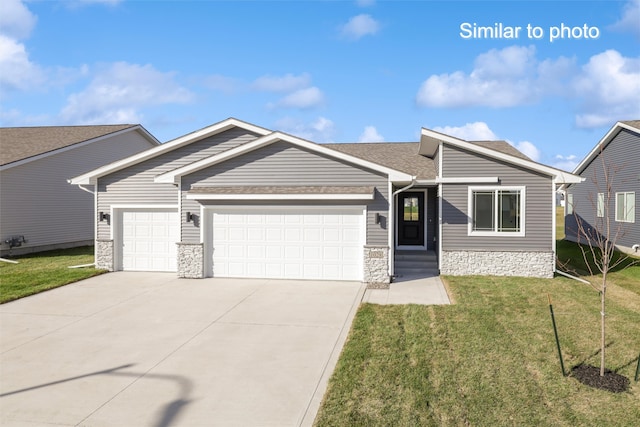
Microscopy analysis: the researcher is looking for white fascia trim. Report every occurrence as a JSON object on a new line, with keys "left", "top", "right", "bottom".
{"left": 69, "top": 118, "right": 271, "bottom": 185}
{"left": 571, "top": 122, "right": 638, "bottom": 176}
{"left": 186, "top": 193, "right": 374, "bottom": 201}
{"left": 420, "top": 128, "right": 583, "bottom": 185}
{"left": 436, "top": 177, "right": 499, "bottom": 184}
{"left": 111, "top": 204, "right": 179, "bottom": 210}
{"left": 3, "top": 126, "right": 157, "bottom": 172}
{"left": 156, "top": 131, "right": 414, "bottom": 184}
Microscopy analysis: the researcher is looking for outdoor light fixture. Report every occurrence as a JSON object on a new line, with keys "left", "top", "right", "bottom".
{"left": 375, "top": 213, "right": 381, "bottom": 224}
{"left": 99, "top": 212, "right": 109, "bottom": 222}
{"left": 186, "top": 212, "right": 194, "bottom": 223}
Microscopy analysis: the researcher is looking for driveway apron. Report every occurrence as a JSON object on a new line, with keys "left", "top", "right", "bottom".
{"left": 0, "top": 272, "right": 365, "bottom": 427}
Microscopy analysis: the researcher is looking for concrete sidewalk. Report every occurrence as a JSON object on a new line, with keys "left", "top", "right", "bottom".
{"left": 362, "top": 274, "right": 451, "bottom": 305}
{"left": 0, "top": 273, "right": 365, "bottom": 427}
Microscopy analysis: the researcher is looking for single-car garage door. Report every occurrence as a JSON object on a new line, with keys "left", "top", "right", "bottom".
{"left": 210, "top": 207, "right": 364, "bottom": 281}
{"left": 119, "top": 209, "right": 179, "bottom": 272}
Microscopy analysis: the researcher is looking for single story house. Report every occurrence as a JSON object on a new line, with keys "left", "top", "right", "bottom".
{"left": 564, "top": 120, "right": 639, "bottom": 254}
{"left": 70, "top": 118, "right": 581, "bottom": 285}
{"left": 0, "top": 125, "right": 159, "bottom": 256}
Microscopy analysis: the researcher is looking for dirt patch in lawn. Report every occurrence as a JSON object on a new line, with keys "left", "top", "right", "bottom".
{"left": 571, "top": 364, "right": 630, "bottom": 393}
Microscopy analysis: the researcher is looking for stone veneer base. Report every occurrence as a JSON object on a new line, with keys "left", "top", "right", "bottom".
{"left": 177, "top": 243, "right": 204, "bottom": 279}
{"left": 364, "top": 245, "right": 390, "bottom": 288}
{"left": 440, "top": 250, "right": 554, "bottom": 278}
{"left": 95, "top": 240, "right": 114, "bottom": 271}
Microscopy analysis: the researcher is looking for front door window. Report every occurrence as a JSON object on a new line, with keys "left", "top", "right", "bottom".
{"left": 398, "top": 192, "right": 425, "bottom": 246}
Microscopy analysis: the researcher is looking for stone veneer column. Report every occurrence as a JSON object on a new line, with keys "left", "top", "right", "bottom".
{"left": 95, "top": 239, "right": 114, "bottom": 271}
{"left": 363, "top": 245, "right": 390, "bottom": 288}
{"left": 177, "top": 243, "right": 204, "bottom": 279}
{"left": 440, "top": 250, "right": 554, "bottom": 278}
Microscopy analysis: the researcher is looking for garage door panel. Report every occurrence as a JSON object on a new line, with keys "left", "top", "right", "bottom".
{"left": 120, "top": 209, "right": 178, "bottom": 272}
{"left": 211, "top": 208, "right": 363, "bottom": 281}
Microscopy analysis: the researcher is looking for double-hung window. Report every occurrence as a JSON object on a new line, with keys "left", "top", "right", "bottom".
{"left": 615, "top": 192, "right": 635, "bottom": 223}
{"left": 469, "top": 186, "right": 525, "bottom": 236}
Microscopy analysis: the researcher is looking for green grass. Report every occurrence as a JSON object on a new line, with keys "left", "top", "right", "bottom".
{"left": 315, "top": 275, "right": 640, "bottom": 427}
{"left": 0, "top": 246, "right": 105, "bottom": 303}
{"left": 316, "top": 210, "right": 640, "bottom": 426}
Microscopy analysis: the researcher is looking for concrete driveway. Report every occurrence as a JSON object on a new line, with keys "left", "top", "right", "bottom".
{"left": 0, "top": 272, "right": 365, "bottom": 427}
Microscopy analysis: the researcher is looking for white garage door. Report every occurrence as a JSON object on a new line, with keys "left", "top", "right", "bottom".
{"left": 211, "top": 208, "right": 364, "bottom": 281}
{"left": 121, "top": 210, "right": 179, "bottom": 272}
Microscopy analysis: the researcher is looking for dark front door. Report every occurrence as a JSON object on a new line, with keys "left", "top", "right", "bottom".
{"left": 398, "top": 192, "right": 425, "bottom": 246}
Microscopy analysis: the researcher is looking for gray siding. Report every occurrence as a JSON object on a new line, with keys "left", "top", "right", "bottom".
{"left": 181, "top": 141, "right": 390, "bottom": 245}
{"left": 565, "top": 128, "right": 639, "bottom": 249}
{"left": 97, "top": 129, "right": 261, "bottom": 239}
{"left": 441, "top": 144, "right": 553, "bottom": 251}
{"left": 0, "top": 131, "right": 154, "bottom": 254}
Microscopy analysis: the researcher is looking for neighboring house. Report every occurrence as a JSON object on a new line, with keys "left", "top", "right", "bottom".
{"left": 0, "top": 125, "right": 159, "bottom": 256}
{"left": 564, "top": 120, "right": 640, "bottom": 254}
{"left": 70, "top": 118, "right": 581, "bottom": 285}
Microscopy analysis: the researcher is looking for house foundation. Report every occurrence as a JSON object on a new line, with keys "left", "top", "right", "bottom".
{"left": 364, "top": 245, "right": 390, "bottom": 288}
{"left": 177, "top": 243, "right": 204, "bottom": 278}
{"left": 440, "top": 250, "right": 554, "bottom": 278}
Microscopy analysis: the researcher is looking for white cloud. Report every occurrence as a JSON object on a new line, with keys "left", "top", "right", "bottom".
{"left": 0, "top": 0, "right": 37, "bottom": 40}
{"left": 275, "top": 116, "right": 336, "bottom": 142}
{"left": 573, "top": 50, "right": 640, "bottom": 128}
{"left": 552, "top": 154, "right": 579, "bottom": 172}
{"left": 271, "top": 86, "right": 325, "bottom": 110}
{"left": 610, "top": 0, "right": 640, "bottom": 38}
{"left": 359, "top": 126, "right": 384, "bottom": 142}
{"left": 510, "top": 140, "right": 541, "bottom": 162}
{"left": 416, "top": 46, "right": 575, "bottom": 108}
{"left": 252, "top": 73, "right": 311, "bottom": 92}
{"left": 0, "top": 34, "right": 45, "bottom": 93}
{"left": 340, "top": 14, "right": 380, "bottom": 40}
{"left": 433, "top": 122, "right": 498, "bottom": 141}
{"left": 59, "top": 62, "right": 193, "bottom": 124}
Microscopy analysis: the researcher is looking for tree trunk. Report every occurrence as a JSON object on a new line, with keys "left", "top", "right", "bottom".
{"left": 600, "top": 273, "right": 607, "bottom": 377}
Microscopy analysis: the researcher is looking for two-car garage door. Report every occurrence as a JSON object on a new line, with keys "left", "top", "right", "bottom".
{"left": 118, "top": 207, "right": 365, "bottom": 281}
{"left": 209, "top": 207, "right": 364, "bottom": 281}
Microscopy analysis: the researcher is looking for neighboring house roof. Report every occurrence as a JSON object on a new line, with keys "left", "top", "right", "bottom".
{"left": 0, "top": 124, "right": 156, "bottom": 167}
{"left": 571, "top": 120, "right": 640, "bottom": 177}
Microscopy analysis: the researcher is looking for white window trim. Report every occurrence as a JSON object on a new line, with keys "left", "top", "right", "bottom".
{"left": 615, "top": 192, "right": 635, "bottom": 223}
{"left": 567, "top": 193, "right": 574, "bottom": 215}
{"left": 596, "top": 193, "right": 605, "bottom": 218}
{"left": 467, "top": 186, "right": 526, "bottom": 237}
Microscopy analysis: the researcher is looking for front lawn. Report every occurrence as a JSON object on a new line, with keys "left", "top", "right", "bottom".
{"left": 0, "top": 246, "right": 105, "bottom": 303}
{"left": 315, "top": 273, "right": 640, "bottom": 426}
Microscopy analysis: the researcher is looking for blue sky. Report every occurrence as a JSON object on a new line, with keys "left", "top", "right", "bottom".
{"left": 1, "top": 0, "right": 638, "bottom": 171}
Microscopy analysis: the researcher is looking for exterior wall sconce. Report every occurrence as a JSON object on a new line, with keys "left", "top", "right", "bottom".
{"left": 186, "top": 212, "right": 194, "bottom": 223}
{"left": 375, "top": 213, "right": 381, "bottom": 224}
{"left": 99, "top": 212, "right": 109, "bottom": 222}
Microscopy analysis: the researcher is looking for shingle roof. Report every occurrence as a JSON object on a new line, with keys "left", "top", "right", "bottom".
{"left": 468, "top": 140, "right": 532, "bottom": 161}
{"left": 621, "top": 120, "right": 640, "bottom": 131}
{"left": 0, "top": 124, "right": 137, "bottom": 166}
{"left": 323, "top": 140, "right": 530, "bottom": 179}
{"left": 324, "top": 142, "right": 436, "bottom": 179}
{"left": 189, "top": 185, "right": 375, "bottom": 195}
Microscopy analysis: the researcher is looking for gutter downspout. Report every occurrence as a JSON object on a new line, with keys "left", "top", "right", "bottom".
{"left": 390, "top": 179, "right": 417, "bottom": 280}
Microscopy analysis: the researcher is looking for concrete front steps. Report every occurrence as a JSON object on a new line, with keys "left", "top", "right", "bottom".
{"left": 394, "top": 250, "right": 439, "bottom": 280}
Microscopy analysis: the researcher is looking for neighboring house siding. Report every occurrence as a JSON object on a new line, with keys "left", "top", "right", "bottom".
{"left": 0, "top": 132, "right": 154, "bottom": 254}
{"left": 565, "top": 128, "right": 640, "bottom": 249}
{"left": 97, "top": 129, "right": 261, "bottom": 239}
{"left": 180, "top": 141, "right": 389, "bottom": 245}
{"left": 440, "top": 144, "right": 553, "bottom": 251}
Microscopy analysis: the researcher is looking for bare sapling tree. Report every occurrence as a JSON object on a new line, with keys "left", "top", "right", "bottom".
{"left": 569, "top": 149, "right": 636, "bottom": 377}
